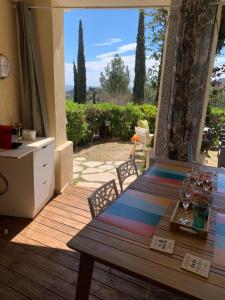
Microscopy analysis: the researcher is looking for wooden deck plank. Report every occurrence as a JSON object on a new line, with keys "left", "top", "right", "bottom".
{"left": 0, "top": 185, "right": 149, "bottom": 300}
{"left": 67, "top": 163, "right": 225, "bottom": 300}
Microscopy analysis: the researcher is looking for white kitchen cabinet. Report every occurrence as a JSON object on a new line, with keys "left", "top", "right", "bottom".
{"left": 0, "top": 138, "right": 55, "bottom": 218}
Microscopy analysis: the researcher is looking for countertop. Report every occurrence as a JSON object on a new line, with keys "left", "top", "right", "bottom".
{"left": 0, "top": 137, "right": 55, "bottom": 159}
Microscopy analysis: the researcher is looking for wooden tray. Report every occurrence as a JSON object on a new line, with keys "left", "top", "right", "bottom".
{"left": 169, "top": 201, "right": 211, "bottom": 239}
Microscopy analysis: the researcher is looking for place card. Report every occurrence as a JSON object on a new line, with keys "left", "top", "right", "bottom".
{"left": 150, "top": 235, "right": 175, "bottom": 254}
{"left": 181, "top": 253, "right": 211, "bottom": 278}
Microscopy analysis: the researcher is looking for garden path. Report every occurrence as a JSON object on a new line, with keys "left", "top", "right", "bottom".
{"left": 72, "top": 141, "right": 218, "bottom": 190}
{"left": 73, "top": 141, "right": 143, "bottom": 190}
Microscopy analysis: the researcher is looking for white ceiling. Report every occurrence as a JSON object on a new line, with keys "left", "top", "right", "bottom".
{"left": 52, "top": 0, "right": 171, "bottom": 8}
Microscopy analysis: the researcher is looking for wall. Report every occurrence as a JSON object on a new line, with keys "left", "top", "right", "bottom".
{"left": 53, "top": 0, "right": 170, "bottom": 8}
{"left": 31, "top": 0, "right": 73, "bottom": 192}
{"left": 0, "top": 0, "right": 21, "bottom": 125}
{"left": 31, "top": 0, "right": 68, "bottom": 146}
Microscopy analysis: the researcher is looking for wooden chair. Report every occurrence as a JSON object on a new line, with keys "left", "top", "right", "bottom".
{"left": 116, "top": 159, "right": 139, "bottom": 192}
{"left": 88, "top": 179, "right": 119, "bottom": 218}
{"left": 130, "top": 126, "right": 154, "bottom": 157}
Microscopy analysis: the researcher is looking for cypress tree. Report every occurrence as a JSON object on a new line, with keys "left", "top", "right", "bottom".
{"left": 73, "top": 61, "right": 78, "bottom": 102}
{"left": 133, "top": 10, "right": 146, "bottom": 104}
{"left": 77, "top": 20, "right": 86, "bottom": 103}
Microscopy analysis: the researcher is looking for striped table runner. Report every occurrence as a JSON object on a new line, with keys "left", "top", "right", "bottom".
{"left": 216, "top": 174, "right": 225, "bottom": 194}
{"left": 144, "top": 162, "right": 187, "bottom": 186}
{"left": 213, "top": 213, "right": 225, "bottom": 267}
{"left": 97, "top": 189, "right": 172, "bottom": 238}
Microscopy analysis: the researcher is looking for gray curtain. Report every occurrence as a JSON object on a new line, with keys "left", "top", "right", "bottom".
{"left": 16, "top": 0, "right": 48, "bottom": 137}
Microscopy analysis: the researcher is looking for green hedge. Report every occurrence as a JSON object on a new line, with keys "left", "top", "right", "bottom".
{"left": 205, "top": 106, "right": 225, "bottom": 148}
{"left": 66, "top": 101, "right": 157, "bottom": 146}
{"left": 66, "top": 100, "right": 225, "bottom": 148}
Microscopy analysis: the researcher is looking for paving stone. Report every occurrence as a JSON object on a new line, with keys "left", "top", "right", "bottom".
{"left": 124, "top": 175, "right": 137, "bottom": 184}
{"left": 114, "top": 161, "right": 125, "bottom": 166}
{"left": 73, "top": 173, "right": 80, "bottom": 179}
{"left": 73, "top": 160, "right": 83, "bottom": 166}
{"left": 76, "top": 181, "right": 103, "bottom": 188}
{"left": 110, "top": 170, "right": 118, "bottom": 175}
{"left": 81, "top": 172, "right": 115, "bottom": 182}
{"left": 83, "top": 161, "right": 104, "bottom": 168}
{"left": 75, "top": 157, "right": 87, "bottom": 161}
{"left": 98, "top": 164, "right": 114, "bottom": 171}
{"left": 82, "top": 168, "right": 103, "bottom": 174}
{"left": 73, "top": 165, "right": 84, "bottom": 173}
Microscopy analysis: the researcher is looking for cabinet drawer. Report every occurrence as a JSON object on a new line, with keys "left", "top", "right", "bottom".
{"left": 34, "top": 169, "right": 55, "bottom": 208}
{"left": 33, "top": 142, "right": 55, "bottom": 170}
{"left": 34, "top": 158, "right": 54, "bottom": 184}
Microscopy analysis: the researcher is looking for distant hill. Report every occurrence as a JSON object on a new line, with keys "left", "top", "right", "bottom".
{"left": 219, "top": 78, "right": 225, "bottom": 85}
{"left": 65, "top": 85, "right": 73, "bottom": 92}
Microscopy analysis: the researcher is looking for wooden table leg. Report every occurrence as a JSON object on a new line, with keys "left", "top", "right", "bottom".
{"left": 75, "top": 253, "right": 94, "bottom": 300}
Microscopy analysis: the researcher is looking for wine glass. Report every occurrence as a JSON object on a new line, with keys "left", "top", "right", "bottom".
{"left": 192, "top": 166, "right": 204, "bottom": 187}
{"left": 179, "top": 187, "right": 191, "bottom": 224}
{"left": 203, "top": 173, "right": 212, "bottom": 191}
{"left": 183, "top": 178, "right": 194, "bottom": 199}
{"left": 188, "top": 173, "right": 197, "bottom": 189}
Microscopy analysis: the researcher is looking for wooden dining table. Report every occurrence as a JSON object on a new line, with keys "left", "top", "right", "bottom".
{"left": 67, "top": 159, "right": 225, "bottom": 300}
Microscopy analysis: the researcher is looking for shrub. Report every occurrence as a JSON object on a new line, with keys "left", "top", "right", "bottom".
{"left": 205, "top": 106, "right": 225, "bottom": 148}
{"left": 66, "top": 101, "right": 89, "bottom": 146}
{"left": 66, "top": 100, "right": 157, "bottom": 145}
{"left": 119, "top": 104, "right": 144, "bottom": 139}
{"left": 140, "top": 104, "right": 157, "bottom": 133}
{"left": 66, "top": 99, "right": 225, "bottom": 149}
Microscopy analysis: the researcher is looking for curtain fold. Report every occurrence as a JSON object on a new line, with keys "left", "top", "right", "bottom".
{"left": 16, "top": 0, "right": 48, "bottom": 137}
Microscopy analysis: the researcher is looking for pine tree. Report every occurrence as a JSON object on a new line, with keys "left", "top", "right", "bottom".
{"left": 73, "top": 62, "right": 78, "bottom": 102}
{"left": 77, "top": 20, "right": 86, "bottom": 103}
{"left": 133, "top": 10, "right": 146, "bottom": 104}
{"left": 100, "top": 54, "right": 130, "bottom": 97}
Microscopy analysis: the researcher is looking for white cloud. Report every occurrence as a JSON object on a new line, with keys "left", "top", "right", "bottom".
{"left": 215, "top": 57, "right": 225, "bottom": 65}
{"left": 65, "top": 42, "right": 158, "bottom": 87}
{"left": 92, "top": 38, "right": 122, "bottom": 46}
{"left": 66, "top": 54, "right": 225, "bottom": 87}
{"left": 65, "top": 54, "right": 157, "bottom": 87}
{"left": 97, "top": 43, "right": 137, "bottom": 59}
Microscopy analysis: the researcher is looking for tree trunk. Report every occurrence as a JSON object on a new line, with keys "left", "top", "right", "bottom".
{"left": 165, "top": 0, "right": 218, "bottom": 161}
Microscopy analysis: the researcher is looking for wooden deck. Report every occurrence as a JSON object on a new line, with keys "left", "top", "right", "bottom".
{"left": 0, "top": 185, "right": 186, "bottom": 299}
{"left": 0, "top": 185, "right": 157, "bottom": 300}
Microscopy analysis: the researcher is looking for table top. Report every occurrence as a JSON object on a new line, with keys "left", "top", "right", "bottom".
{"left": 0, "top": 137, "right": 54, "bottom": 159}
{"left": 67, "top": 159, "right": 225, "bottom": 300}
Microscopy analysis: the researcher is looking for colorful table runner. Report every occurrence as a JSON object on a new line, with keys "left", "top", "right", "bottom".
{"left": 97, "top": 189, "right": 172, "bottom": 238}
{"left": 144, "top": 162, "right": 187, "bottom": 186}
{"left": 214, "top": 213, "right": 225, "bottom": 267}
{"left": 215, "top": 174, "right": 225, "bottom": 194}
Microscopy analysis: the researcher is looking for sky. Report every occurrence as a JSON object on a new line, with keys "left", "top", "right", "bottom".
{"left": 64, "top": 9, "right": 156, "bottom": 87}
{"left": 64, "top": 9, "right": 225, "bottom": 88}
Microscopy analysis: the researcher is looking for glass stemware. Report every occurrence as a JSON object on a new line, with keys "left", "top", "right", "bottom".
{"left": 202, "top": 173, "right": 213, "bottom": 191}
{"left": 183, "top": 178, "right": 194, "bottom": 199}
{"left": 179, "top": 187, "right": 191, "bottom": 224}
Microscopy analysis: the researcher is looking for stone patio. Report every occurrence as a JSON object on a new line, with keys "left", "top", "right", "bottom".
{"left": 73, "top": 141, "right": 143, "bottom": 190}
{"left": 73, "top": 141, "right": 219, "bottom": 190}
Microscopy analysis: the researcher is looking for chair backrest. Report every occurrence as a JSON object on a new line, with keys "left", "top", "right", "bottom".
{"left": 137, "top": 120, "right": 149, "bottom": 132}
{"left": 135, "top": 127, "right": 148, "bottom": 145}
{"left": 88, "top": 179, "right": 119, "bottom": 218}
{"left": 116, "top": 159, "right": 139, "bottom": 191}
